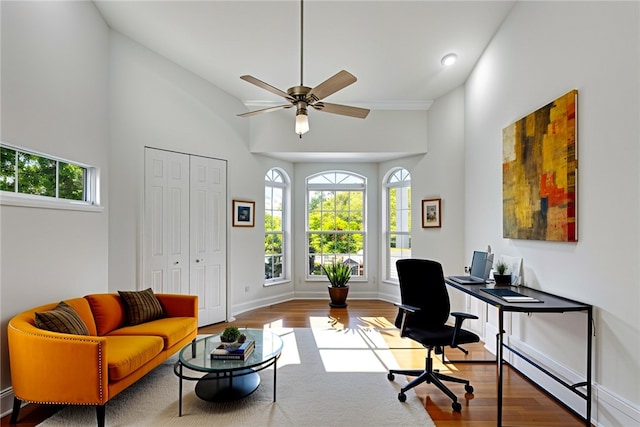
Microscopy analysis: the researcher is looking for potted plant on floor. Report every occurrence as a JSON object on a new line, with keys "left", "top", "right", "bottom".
{"left": 493, "top": 261, "right": 511, "bottom": 286}
{"left": 322, "top": 260, "right": 352, "bottom": 308}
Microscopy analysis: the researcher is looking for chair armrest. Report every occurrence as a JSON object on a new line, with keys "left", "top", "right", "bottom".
{"left": 451, "top": 312, "right": 478, "bottom": 321}
{"left": 397, "top": 303, "right": 421, "bottom": 313}
{"left": 450, "top": 311, "right": 478, "bottom": 348}
{"left": 395, "top": 304, "right": 421, "bottom": 337}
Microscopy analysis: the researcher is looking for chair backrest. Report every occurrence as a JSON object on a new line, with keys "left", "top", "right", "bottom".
{"left": 395, "top": 259, "right": 450, "bottom": 329}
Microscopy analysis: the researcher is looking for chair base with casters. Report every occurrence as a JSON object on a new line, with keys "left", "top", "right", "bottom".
{"left": 387, "top": 345, "right": 473, "bottom": 412}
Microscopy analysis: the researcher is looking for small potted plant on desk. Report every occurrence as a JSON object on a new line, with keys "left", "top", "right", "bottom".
{"left": 322, "top": 261, "right": 352, "bottom": 308}
{"left": 493, "top": 261, "right": 511, "bottom": 286}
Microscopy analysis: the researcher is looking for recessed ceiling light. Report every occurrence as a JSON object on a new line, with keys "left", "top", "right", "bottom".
{"left": 441, "top": 53, "right": 457, "bottom": 67}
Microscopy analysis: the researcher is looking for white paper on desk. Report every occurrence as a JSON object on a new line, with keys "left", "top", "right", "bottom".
{"left": 499, "top": 255, "right": 523, "bottom": 286}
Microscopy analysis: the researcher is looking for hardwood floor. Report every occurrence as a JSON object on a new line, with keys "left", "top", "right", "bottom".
{"left": 2, "top": 299, "right": 588, "bottom": 426}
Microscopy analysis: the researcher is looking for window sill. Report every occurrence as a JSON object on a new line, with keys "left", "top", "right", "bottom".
{"left": 264, "top": 279, "right": 290, "bottom": 287}
{"left": 0, "top": 193, "right": 104, "bottom": 213}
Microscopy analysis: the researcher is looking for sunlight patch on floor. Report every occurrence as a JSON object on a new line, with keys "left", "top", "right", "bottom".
{"left": 309, "top": 326, "right": 402, "bottom": 373}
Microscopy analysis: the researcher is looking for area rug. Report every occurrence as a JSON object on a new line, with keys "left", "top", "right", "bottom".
{"left": 38, "top": 327, "right": 434, "bottom": 426}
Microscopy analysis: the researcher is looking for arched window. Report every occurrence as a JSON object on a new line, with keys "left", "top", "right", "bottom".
{"left": 306, "top": 171, "right": 366, "bottom": 279}
{"left": 384, "top": 168, "right": 411, "bottom": 282}
{"left": 264, "top": 168, "right": 289, "bottom": 284}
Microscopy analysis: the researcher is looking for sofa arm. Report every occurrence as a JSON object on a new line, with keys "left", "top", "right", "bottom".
{"left": 8, "top": 315, "right": 109, "bottom": 405}
{"left": 156, "top": 294, "right": 198, "bottom": 318}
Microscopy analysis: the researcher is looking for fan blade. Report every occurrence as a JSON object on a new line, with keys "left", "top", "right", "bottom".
{"left": 240, "top": 75, "right": 295, "bottom": 101}
{"left": 237, "top": 104, "right": 293, "bottom": 117}
{"left": 311, "top": 102, "right": 370, "bottom": 119}
{"left": 306, "top": 70, "right": 357, "bottom": 102}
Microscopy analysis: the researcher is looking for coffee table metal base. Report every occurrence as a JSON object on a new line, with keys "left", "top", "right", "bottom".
{"left": 194, "top": 369, "right": 260, "bottom": 402}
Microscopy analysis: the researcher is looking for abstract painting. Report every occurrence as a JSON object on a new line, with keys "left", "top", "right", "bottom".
{"left": 502, "top": 90, "right": 578, "bottom": 242}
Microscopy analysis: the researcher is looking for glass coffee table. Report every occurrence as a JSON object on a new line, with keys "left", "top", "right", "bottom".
{"left": 174, "top": 329, "right": 283, "bottom": 416}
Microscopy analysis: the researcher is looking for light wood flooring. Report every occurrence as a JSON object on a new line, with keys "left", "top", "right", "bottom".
{"left": 2, "top": 299, "right": 589, "bottom": 426}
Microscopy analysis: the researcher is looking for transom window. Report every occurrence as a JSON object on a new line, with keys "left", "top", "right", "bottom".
{"left": 384, "top": 168, "right": 411, "bottom": 282}
{"left": 264, "top": 168, "right": 289, "bottom": 284}
{"left": 0, "top": 143, "right": 100, "bottom": 210}
{"left": 306, "top": 171, "right": 366, "bottom": 279}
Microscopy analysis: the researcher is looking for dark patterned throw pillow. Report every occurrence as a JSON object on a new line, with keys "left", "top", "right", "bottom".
{"left": 118, "top": 288, "right": 166, "bottom": 326}
{"left": 35, "top": 301, "right": 90, "bottom": 335}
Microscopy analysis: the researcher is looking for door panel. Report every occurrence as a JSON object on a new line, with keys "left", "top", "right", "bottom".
{"left": 144, "top": 150, "right": 186, "bottom": 293}
{"left": 190, "top": 155, "right": 227, "bottom": 325}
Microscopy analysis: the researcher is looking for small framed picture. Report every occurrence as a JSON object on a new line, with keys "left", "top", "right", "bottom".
{"left": 422, "top": 198, "right": 441, "bottom": 228}
{"left": 232, "top": 200, "right": 255, "bottom": 227}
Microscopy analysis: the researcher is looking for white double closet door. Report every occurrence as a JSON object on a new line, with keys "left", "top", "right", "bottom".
{"left": 143, "top": 147, "right": 227, "bottom": 326}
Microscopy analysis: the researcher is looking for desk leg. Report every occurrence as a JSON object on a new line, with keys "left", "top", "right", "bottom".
{"left": 497, "top": 307, "right": 504, "bottom": 427}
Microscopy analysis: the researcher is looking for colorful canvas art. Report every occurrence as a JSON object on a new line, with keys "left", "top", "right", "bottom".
{"left": 502, "top": 90, "right": 578, "bottom": 242}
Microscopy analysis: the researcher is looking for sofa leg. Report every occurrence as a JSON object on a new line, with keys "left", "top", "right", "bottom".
{"left": 9, "top": 397, "right": 21, "bottom": 424}
{"left": 96, "top": 404, "right": 105, "bottom": 427}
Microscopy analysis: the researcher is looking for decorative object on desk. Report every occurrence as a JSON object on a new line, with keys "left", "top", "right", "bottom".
{"left": 421, "top": 198, "right": 441, "bottom": 228}
{"left": 502, "top": 89, "right": 578, "bottom": 242}
{"left": 493, "top": 260, "right": 511, "bottom": 285}
{"left": 323, "top": 260, "right": 351, "bottom": 308}
{"left": 232, "top": 199, "right": 255, "bottom": 227}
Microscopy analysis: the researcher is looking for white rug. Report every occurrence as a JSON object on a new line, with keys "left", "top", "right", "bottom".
{"left": 39, "top": 328, "right": 434, "bottom": 426}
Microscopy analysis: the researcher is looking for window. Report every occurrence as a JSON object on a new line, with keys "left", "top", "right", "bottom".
{"left": 264, "top": 168, "right": 289, "bottom": 284}
{"left": 307, "top": 171, "right": 366, "bottom": 279}
{"left": 384, "top": 168, "right": 411, "bottom": 282}
{"left": 0, "top": 143, "right": 100, "bottom": 211}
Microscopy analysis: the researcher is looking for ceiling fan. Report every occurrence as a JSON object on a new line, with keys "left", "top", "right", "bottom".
{"left": 237, "top": 0, "right": 369, "bottom": 136}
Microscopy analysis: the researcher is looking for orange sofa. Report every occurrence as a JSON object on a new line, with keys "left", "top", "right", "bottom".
{"left": 7, "top": 293, "right": 198, "bottom": 426}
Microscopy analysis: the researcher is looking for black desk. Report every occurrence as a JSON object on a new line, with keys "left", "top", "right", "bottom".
{"left": 445, "top": 279, "right": 592, "bottom": 427}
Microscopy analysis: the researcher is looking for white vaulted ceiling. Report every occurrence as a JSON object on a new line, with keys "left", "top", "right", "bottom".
{"left": 94, "top": 1, "right": 515, "bottom": 111}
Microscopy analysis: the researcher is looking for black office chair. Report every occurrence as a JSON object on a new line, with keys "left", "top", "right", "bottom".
{"left": 387, "top": 259, "right": 479, "bottom": 412}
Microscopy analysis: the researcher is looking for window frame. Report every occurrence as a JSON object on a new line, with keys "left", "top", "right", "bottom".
{"left": 305, "top": 170, "right": 367, "bottom": 281}
{"left": 264, "top": 168, "right": 289, "bottom": 286}
{"left": 383, "top": 167, "right": 411, "bottom": 284}
{"left": 0, "top": 142, "right": 102, "bottom": 212}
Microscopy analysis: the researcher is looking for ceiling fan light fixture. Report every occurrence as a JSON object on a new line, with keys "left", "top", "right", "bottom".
{"left": 295, "top": 108, "right": 309, "bottom": 135}
{"left": 441, "top": 53, "right": 457, "bottom": 67}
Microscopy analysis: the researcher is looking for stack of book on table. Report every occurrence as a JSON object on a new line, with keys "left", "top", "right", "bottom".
{"left": 211, "top": 340, "right": 255, "bottom": 360}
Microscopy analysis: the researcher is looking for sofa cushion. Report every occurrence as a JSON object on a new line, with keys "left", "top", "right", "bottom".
{"left": 35, "top": 301, "right": 90, "bottom": 336}
{"left": 85, "top": 294, "right": 126, "bottom": 336}
{"left": 105, "top": 335, "right": 164, "bottom": 381}
{"left": 107, "top": 317, "right": 197, "bottom": 350}
{"left": 118, "top": 288, "right": 166, "bottom": 326}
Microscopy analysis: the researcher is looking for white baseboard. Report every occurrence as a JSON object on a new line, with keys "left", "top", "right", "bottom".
{"left": 230, "top": 290, "right": 297, "bottom": 317}
{"left": 1, "top": 386, "right": 18, "bottom": 419}
{"left": 481, "top": 327, "right": 640, "bottom": 427}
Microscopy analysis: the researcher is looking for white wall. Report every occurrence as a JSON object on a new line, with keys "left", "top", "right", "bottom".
{"left": 250, "top": 108, "right": 428, "bottom": 159}
{"left": 376, "top": 86, "right": 468, "bottom": 309}
{"left": 464, "top": 2, "right": 639, "bottom": 425}
{"left": 0, "top": 0, "right": 110, "bottom": 412}
{"left": 108, "top": 31, "right": 297, "bottom": 314}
